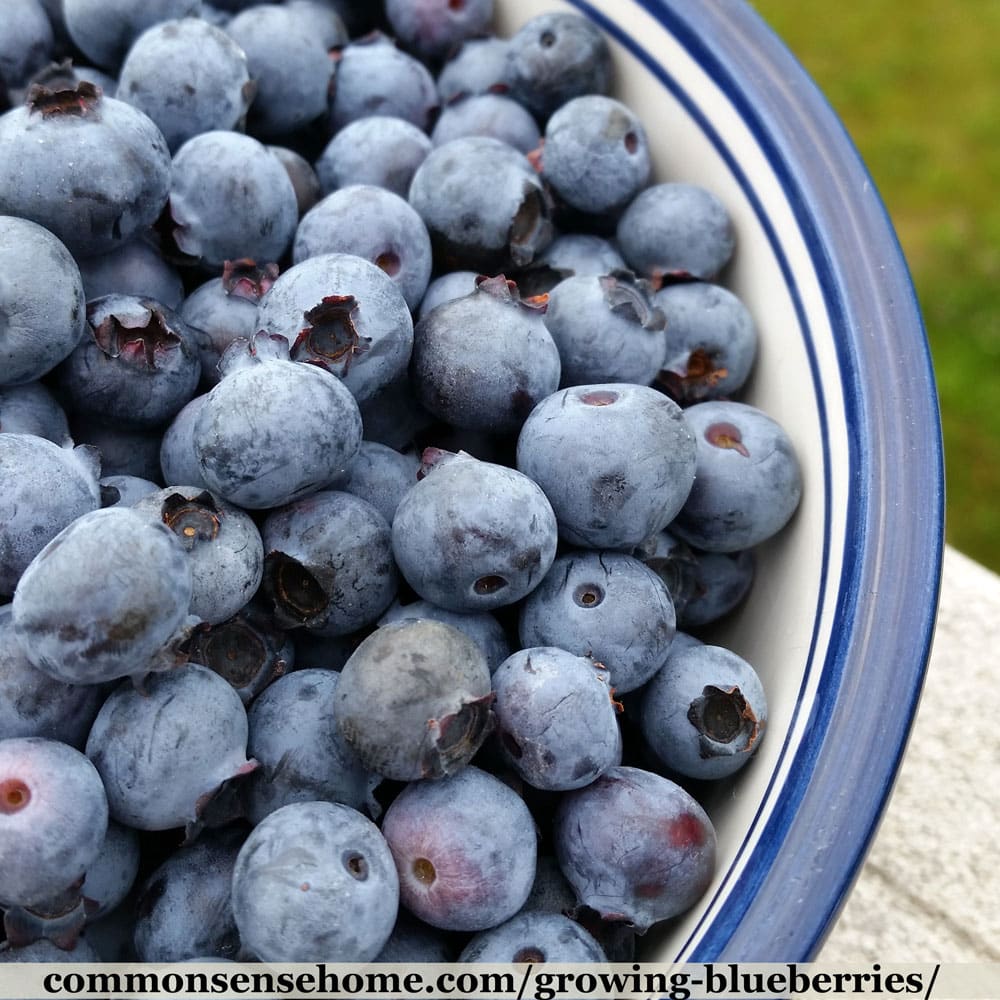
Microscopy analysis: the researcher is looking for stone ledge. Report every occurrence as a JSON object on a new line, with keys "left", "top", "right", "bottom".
{"left": 820, "top": 545, "right": 1000, "bottom": 961}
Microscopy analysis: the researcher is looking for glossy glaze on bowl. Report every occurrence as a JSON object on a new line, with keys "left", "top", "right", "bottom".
{"left": 497, "top": 0, "right": 943, "bottom": 961}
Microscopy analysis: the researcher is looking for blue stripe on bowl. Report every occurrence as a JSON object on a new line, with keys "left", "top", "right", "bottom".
{"left": 564, "top": 0, "right": 945, "bottom": 961}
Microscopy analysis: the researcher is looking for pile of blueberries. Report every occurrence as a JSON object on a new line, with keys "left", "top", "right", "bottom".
{"left": 0, "top": 0, "right": 803, "bottom": 968}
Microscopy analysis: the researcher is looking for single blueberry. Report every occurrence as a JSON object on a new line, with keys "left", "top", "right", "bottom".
{"left": 11, "top": 507, "right": 196, "bottom": 687}
{"left": 671, "top": 400, "right": 803, "bottom": 552}
{"left": 231, "top": 801, "right": 399, "bottom": 962}
{"left": 640, "top": 642, "right": 767, "bottom": 781}
{"left": 85, "top": 663, "right": 257, "bottom": 832}
{"left": 245, "top": 669, "right": 381, "bottom": 825}
{"left": 381, "top": 766, "right": 537, "bottom": 932}
{"left": 516, "top": 383, "right": 697, "bottom": 550}
{"left": 491, "top": 646, "right": 622, "bottom": 791}
{"left": 391, "top": 451, "right": 559, "bottom": 612}
{"left": 335, "top": 618, "right": 494, "bottom": 782}
{"left": 554, "top": 765, "right": 716, "bottom": 931}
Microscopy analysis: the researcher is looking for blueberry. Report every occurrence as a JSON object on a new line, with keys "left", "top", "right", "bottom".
{"left": 516, "top": 383, "right": 697, "bottom": 550}
{"left": 0, "top": 216, "right": 86, "bottom": 388}
{"left": 431, "top": 93, "right": 541, "bottom": 155}
{"left": 79, "top": 820, "right": 141, "bottom": 923}
{"left": 542, "top": 96, "right": 651, "bottom": 221}
{"left": 492, "top": 646, "right": 621, "bottom": 791}
{"left": 653, "top": 281, "right": 758, "bottom": 404}
{"left": 24, "top": 57, "right": 119, "bottom": 98}
{"left": 617, "top": 183, "right": 736, "bottom": 282}
{"left": 165, "top": 131, "right": 298, "bottom": 271}
{"left": 543, "top": 271, "right": 667, "bottom": 387}
{"left": 12, "top": 507, "right": 196, "bottom": 686}
{"left": 381, "top": 766, "right": 536, "bottom": 931}
{"left": 57, "top": 294, "right": 202, "bottom": 429}
{"left": 0, "top": 605, "right": 108, "bottom": 750}
{"left": 261, "top": 490, "right": 398, "bottom": 637}
{"left": 329, "top": 33, "right": 438, "bottom": 133}
{"left": 256, "top": 253, "right": 414, "bottom": 405}
{"left": 268, "top": 145, "right": 323, "bottom": 218}
{"left": 160, "top": 393, "right": 210, "bottom": 489}
{"left": 391, "top": 451, "right": 559, "bottom": 612}
{"left": 293, "top": 186, "right": 433, "bottom": 311}
{"left": 640, "top": 643, "right": 767, "bottom": 781}
{"left": 0, "top": 935, "right": 99, "bottom": 962}
{"left": 183, "top": 601, "right": 294, "bottom": 704}
{"left": 117, "top": 18, "right": 254, "bottom": 152}
{"left": 85, "top": 663, "right": 256, "bottom": 832}
{"left": 245, "top": 669, "right": 381, "bottom": 824}
{"left": 408, "top": 137, "right": 554, "bottom": 273}
{"left": 0, "top": 84, "right": 172, "bottom": 258}
{"left": 132, "top": 486, "right": 265, "bottom": 626}
{"left": 436, "top": 36, "right": 512, "bottom": 104}
{"left": 378, "top": 598, "right": 512, "bottom": 676}
{"left": 315, "top": 116, "right": 433, "bottom": 200}
{"left": 514, "top": 233, "right": 627, "bottom": 297}
{"left": 459, "top": 911, "right": 606, "bottom": 962}
{"left": 192, "top": 333, "right": 363, "bottom": 510}
{"left": 0, "top": 382, "right": 71, "bottom": 446}
{"left": 670, "top": 400, "right": 803, "bottom": 552}
{"left": 0, "top": 737, "right": 108, "bottom": 911}
{"left": 637, "top": 530, "right": 756, "bottom": 629}
{"left": 62, "top": 0, "right": 201, "bottom": 71}
{"left": 231, "top": 800, "right": 399, "bottom": 962}
{"left": 70, "top": 413, "right": 166, "bottom": 482}
{"left": 225, "top": 5, "right": 333, "bottom": 139}
{"left": 554, "top": 765, "right": 716, "bottom": 931}
{"left": 336, "top": 441, "right": 421, "bottom": 526}
{"left": 77, "top": 237, "right": 185, "bottom": 312}
{"left": 99, "top": 475, "right": 160, "bottom": 508}
{"left": 133, "top": 826, "right": 245, "bottom": 961}
{"left": 409, "top": 275, "right": 561, "bottom": 434}
{"left": 385, "top": 0, "right": 494, "bottom": 63}
{"left": 374, "top": 911, "right": 455, "bottom": 962}
{"left": 180, "top": 260, "right": 280, "bottom": 386}
{"left": 357, "top": 374, "right": 437, "bottom": 452}
{"left": 0, "top": 434, "right": 101, "bottom": 597}
{"left": 518, "top": 551, "right": 676, "bottom": 694}
{"left": 0, "top": 0, "right": 54, "bottom": 89}
{"left": 282, "top": 0, "right": 350, "bottom": 50}
{"left": 335, "top": 618, "right": 493, "bottom": 781}
{"left": 505, "top": 12, "right": 612, "bottom": 121}
{"left": 417, "top": 270, "right": 479, "bottom": 320}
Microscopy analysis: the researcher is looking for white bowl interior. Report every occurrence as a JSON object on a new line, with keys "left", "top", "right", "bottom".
{"left": 497, "top": 0, "right": 850, "bottom": 959}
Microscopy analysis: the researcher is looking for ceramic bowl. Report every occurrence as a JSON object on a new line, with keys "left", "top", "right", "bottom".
{"left": 494, "top": 0, "right": 944, "bottom": 961}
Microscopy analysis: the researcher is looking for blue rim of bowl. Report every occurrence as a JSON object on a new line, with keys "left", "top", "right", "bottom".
{"left": 566, "top": 0, "right": 945, "bottom": 960}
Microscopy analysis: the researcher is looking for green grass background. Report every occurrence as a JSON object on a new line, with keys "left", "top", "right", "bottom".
{"left": 752, "top": 1, "right": 1000, "bottom": 571}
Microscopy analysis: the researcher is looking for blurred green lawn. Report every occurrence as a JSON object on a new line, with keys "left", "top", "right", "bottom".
{"left": 752, "top": 1, "right": 1000, "bottom": 571}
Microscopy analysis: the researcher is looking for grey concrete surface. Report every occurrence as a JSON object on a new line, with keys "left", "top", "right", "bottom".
{"left": 819, "top": 545, "right": 1000, "bottom": 961}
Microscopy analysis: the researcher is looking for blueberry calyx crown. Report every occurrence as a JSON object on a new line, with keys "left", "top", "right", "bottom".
{"left": 687, "top": 684, "right": 761, "bottom": 757}
{"left": 160, "top": 491, "right": 222, "bottom": 550}
{"left": 218, "top": 332, "right": 290, "bottom": 377}
{"left": 184, "top": 612, "right": 287, "bottom": 692}
{"left": 508, "top": 186, "right": 552, "bottom": 268}
{"left": 291, "top": 295, "right": 371, "bottom": 374}
{"left": 599, "top": 270, "right": 665, "bottom": 330}
{"left": 657, "top": 348, "right": 729, "bottom": 403}
{"left": 26, "top": 80, "right": 101, "bottom": 118}
{"left": 91, "top": 302, "right": 181, "bottom": 369}
{"left": 222, "top": 259, "right": 280, "bottom": 303}
{"left": 475, "top": 274, "right": 549, "bottom": 314}
{"left": 420, "top": 692, "right": 496, "bottom": 779}
{"left": 263, "top": 552, "right": 328, "bottom": 627}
